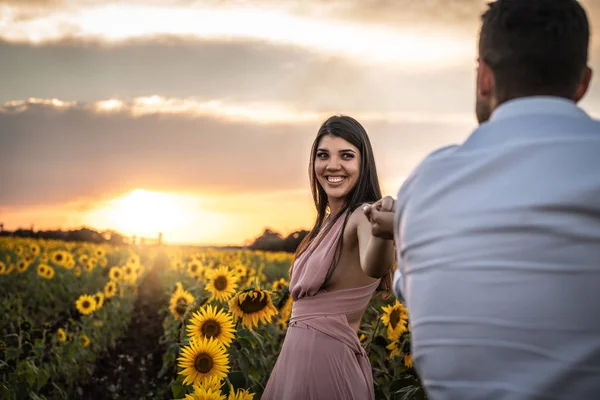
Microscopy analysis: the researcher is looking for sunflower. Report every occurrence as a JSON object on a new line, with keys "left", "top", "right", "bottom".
{"left": 233, "top": 264, "right": 248, "bottom": 279}
{"left": 183, "top": 386, "right": 225, "bottom": 400}
{"left": 39, "top": 253, "right": 49, "bottom": 263}
{"left": 380, "top": 300, "right": 408, "bottom": 339}
{"left": 127, "top": 253, "right": 140, "bottom": 266}
{"left": 37, "top": 263, "right": 48, "bottom": 278}
{"left": 95, "top": 291, "right": 105, "bottom": 308}
{"left": 80, "top": 334, "right": 91, "bottom": 347}
{"left": 175, "top": 282, "right": 183, "bottom": 292}
{"left": 386, "top": 340, "right": 401, "bottom": 359}
{"left": 14, "top": 259, "right": 27, "bottom": 273}
{"left": 205, "top": 266, "right": 238, "bottom": 302}
{"left": 271, "top": 278, "right": 288, "bottom": 292}
{"left": 74, "top": 266, "right": 82, "bottom": 277}
{"left": 122, "top": 264, "right": 135, "bottom": 278}
{"left": 169, "top": 288, "right": 195, "bottom": 319}
{"left": 187, "top": 305, "right": 235, "bottom": 347}
{"left": 78, "top": 254, "right": 89, "bottom": 266}
{"left": 84, "top": 258, "right": 96, "bottom": 272}
{"left": 30, "top": 244, "right": 41, "bottom": 256}
{"left": 187, "top": 260, "right": 204, "bottom": 279}
{"left": 65, "top": 258, "right": 76, "bottom": 269}
{"left": 403, "top": 354, "right": 413, "bottom": 368}
{"left": 227, "top": 386, "right": 255, "bottom": 400}
{"left": 277, "top": 293, "right": 293, "bottom": 329}
{"left": 228, "top": 287, "right": 278, "bottom": 331}
{"left": 95, "top": 248, "right": 105, "bottom": 258}
{"left": 196, "top": 377, "right": 223, "bottom": 392}
{"left": 0, "top": 261, "right": 6, "bottom": 275}
{"left": 43, "top": 265, "right": 55, "bottom": 279}
{"left": 109, "top": 266, "right": 123, "bottom": 281}
{"left": 57, "top": 328, "right": 67, "bottom": 342}
{"left": 99, "top": 257, "right": 108, "bottom": 268}
{"left": 174, "top": 259, "right": 185, "bottom": 271}
{"left": 50, "top": 250, "right": 67, "bottom": 266}
{"left": 75, "top": 294, "right": 97, "bottom": 315}
{"left": 177, "top": 336, "right": 230, "bottom": 386}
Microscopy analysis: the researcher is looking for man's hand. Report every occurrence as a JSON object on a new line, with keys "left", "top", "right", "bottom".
{"left": 363, "top": 196, "right": 396, "bottom": 240}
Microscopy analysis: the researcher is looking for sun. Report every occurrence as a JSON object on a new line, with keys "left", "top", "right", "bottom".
{"left": 84, "top": 189, "right": 231, "bottom": 244}
{"left": 104, "top": 189, "right": 191, "bottom": 237}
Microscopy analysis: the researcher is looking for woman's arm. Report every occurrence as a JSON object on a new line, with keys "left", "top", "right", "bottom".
{"left": 353, "top": 207, "right": 395, "bottom": 278}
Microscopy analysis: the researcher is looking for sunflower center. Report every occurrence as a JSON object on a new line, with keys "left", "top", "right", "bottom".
{"left": 194, "top": 353, "right": 213, "bottom": 374}
{"left": 390, "top": 308, "right": 400, "bottom": 329}
{"left": 176, "top": 302, "right": 188, "bottom": 315}
{"left": 213, "top": 276, "right": 228, "bottom": 291}
{"left": 83, "top": 301, "right": 90, "bottom": 309}
{"left": 239, "top": 293, "right": 268, "bottom": 314}
{"left": 201, "top": 319, "right": 222, "bottom": 338}
{"left": 56, "top": 254, "right": 63, "bottom": 262}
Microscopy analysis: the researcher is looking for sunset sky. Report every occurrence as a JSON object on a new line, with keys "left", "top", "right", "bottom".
{"left": 1, "top": 0, "right": 599, "bottom": 245}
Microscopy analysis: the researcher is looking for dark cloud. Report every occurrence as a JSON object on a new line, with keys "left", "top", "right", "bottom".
{"left": 0, "top": 38, "right": 476, "bottom": 114}
{"left": 0, "top": 101, "right": 474, "bottom": 207}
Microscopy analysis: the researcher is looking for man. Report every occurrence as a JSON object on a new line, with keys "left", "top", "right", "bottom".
{"left": 364, "top": 0, "right": 600, "bottom": 398}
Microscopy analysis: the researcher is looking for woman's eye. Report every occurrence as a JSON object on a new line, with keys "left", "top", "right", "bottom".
{"left": 316, "top": 153, "right": 328, "bottom": 159}
{"left": 342, "top": 153, "right": 354, "bottom": 159}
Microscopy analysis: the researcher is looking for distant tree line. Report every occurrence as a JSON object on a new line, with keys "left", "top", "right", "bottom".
{"left": 0, "top": 227, "right": 127, "bottom": 245}
{"left": 0, "top": 224, "right": 309, "bottom": 252}
{"left": 248, "top": 229, "right": 309, "bottom": 253}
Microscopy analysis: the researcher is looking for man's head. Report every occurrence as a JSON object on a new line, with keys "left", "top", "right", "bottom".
{"left": 476, "top": 0, "right": 593, "bottom": 123}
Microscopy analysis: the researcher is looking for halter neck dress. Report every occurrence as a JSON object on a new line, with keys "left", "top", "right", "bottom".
{"left": 262, "top": 214, "right": 380, "bottom": 400}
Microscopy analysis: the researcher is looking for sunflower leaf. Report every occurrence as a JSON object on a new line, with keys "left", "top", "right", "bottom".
{"left": 227, "top": 371, "right": 246, "bottom": 389}
{"left": 171, "top": 381, "right": 186, "bottom": 399}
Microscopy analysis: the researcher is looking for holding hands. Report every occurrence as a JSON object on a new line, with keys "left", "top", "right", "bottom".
{"left": 363, "top": 196, "right": 396, "bottom": 240}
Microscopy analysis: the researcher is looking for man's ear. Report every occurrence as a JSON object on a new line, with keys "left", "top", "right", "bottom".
{"left": 477, "top": 59, "right": 494, "bottom": 100}
{"left": 574, "top": 66, "right": 593, "bottom": 102}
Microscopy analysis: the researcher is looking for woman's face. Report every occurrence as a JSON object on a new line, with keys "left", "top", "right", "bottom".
{"left": 314, "top": 134, "right": 361, "bottom": 203}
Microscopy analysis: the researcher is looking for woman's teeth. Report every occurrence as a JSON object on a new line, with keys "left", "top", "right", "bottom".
{"left": 327, "top": 177, "right": 345, "bottom": 183}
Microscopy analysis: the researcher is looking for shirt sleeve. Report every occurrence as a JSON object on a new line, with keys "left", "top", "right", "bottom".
{"left": 392, "top": 145, "right": 459, "bottom": 302}
{"left": 392, "top": 170, "right": 418, "bottom": 302}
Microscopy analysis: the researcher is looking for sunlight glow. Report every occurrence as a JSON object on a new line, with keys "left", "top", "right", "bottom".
{"left": 83, "top": 189, "right": 227, "bottom": 244}
{"left": 1, "top": 96, "right": 475, "bottom": 125}
{"left": 0, "top": 3, "right": 472, "bottom": 69}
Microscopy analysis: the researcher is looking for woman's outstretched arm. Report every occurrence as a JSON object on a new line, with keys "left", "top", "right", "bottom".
{"left": 353, "top": 206, "right": 395, "bottom": 278}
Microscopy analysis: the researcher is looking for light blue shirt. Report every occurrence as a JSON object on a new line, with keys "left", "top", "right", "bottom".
{"left": 393, "top": 96, "right": 600, "bottom": 400}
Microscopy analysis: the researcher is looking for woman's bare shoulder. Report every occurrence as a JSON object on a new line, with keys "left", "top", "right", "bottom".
{"left": 344, "top": 203, "right": 372, "bottom": 239}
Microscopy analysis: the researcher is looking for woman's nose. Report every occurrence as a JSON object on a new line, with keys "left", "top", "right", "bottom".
{"left": 326, "top": 157, "right": 341, "bottom": 170}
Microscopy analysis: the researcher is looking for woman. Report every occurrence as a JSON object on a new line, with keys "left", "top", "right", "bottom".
{"left": 262, "top": 115, "right": 395, "bottom": 400}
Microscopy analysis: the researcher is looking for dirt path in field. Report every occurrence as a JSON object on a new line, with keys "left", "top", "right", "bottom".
{"left": 82, "top": 251, "right": 172, "bottom": 400}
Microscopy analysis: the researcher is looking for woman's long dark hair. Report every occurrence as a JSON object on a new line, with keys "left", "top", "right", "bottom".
{"left": 290, "top": 115, "right": 393, "bottom": 294}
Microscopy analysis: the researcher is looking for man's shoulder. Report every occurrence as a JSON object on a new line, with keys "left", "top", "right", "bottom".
{"left": 423, "top": 144, "right": 461, "bottom": 162}
{"left": 395, "top": 144, "right": 460, "bottom": 201}
{"left": 403, "top": 144, "right": 460, "bottom": 183}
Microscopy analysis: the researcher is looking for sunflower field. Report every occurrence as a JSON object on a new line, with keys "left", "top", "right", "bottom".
{"left": 1, "top": 236, "right": 426, "bottom": 400}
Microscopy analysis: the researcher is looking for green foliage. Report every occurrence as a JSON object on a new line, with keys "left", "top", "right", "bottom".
{"left": 0, "top": 238, "right": 142, "bottom": 400}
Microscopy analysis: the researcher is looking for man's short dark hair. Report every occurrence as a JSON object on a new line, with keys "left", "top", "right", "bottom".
{"left": 479, "top": 0, "right": 590, "bottom": 103}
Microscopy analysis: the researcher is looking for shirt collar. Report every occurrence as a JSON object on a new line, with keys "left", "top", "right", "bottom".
{"left": 490, "top": 96, "right": 590, "bottom": 122}
{"left": 462, "top": 96, "right": 593, "bottom": 149}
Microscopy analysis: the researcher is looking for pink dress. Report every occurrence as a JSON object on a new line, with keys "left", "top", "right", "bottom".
{"left": 262, "top": 214, "right": 380, "bottom": 400}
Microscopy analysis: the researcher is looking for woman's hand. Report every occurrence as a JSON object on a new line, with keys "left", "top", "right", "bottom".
{"left": 363, "top": 196, "right": 395, "bottom": 240}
